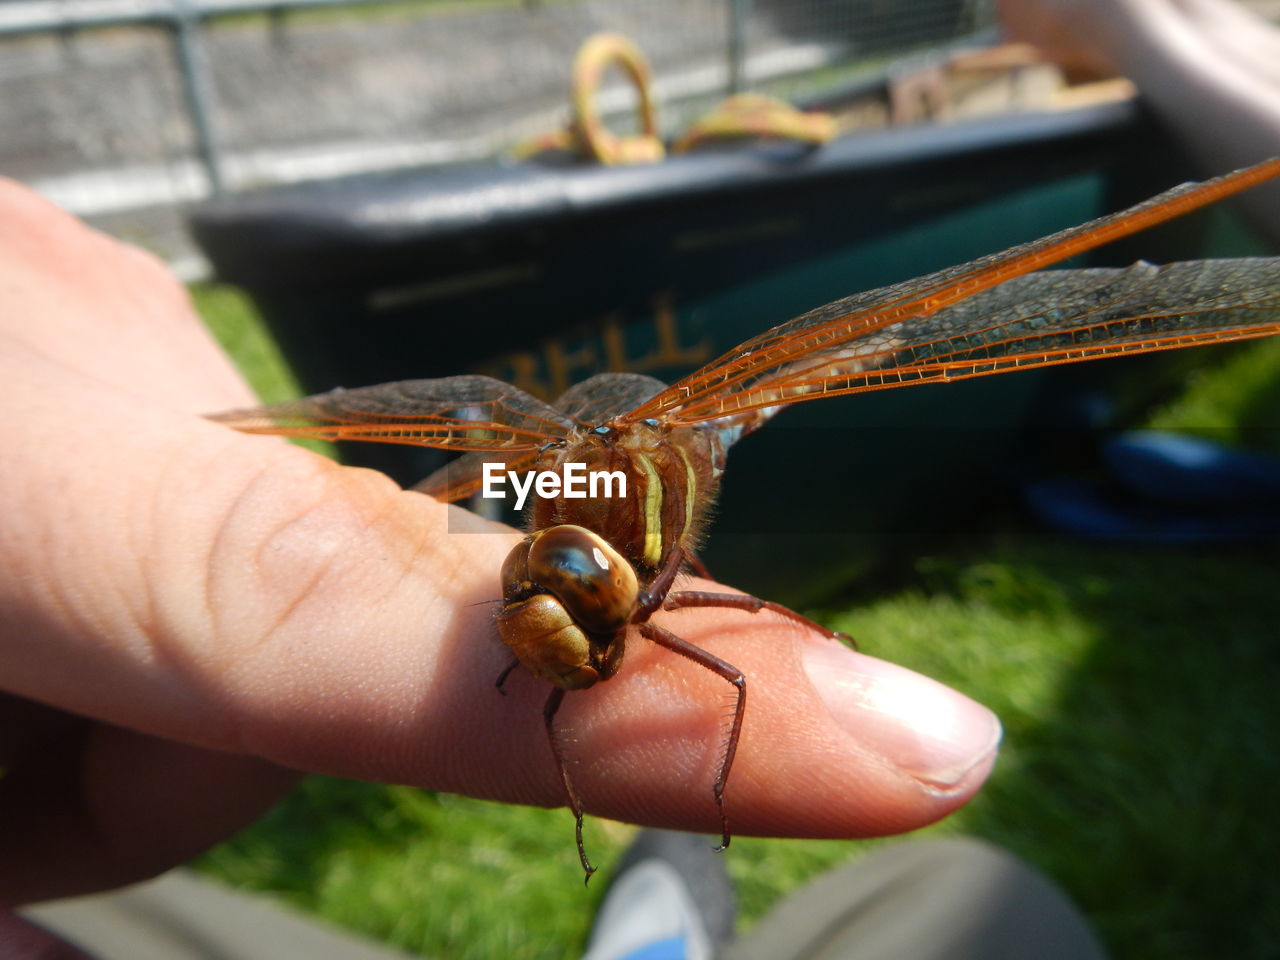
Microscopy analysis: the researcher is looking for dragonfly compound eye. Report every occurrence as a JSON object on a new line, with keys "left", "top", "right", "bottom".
{"left": 526, "top": 524, "right": 640, "bottom": 636}
{"left": 499, "top": 537, "right": 534, "bottom": 600}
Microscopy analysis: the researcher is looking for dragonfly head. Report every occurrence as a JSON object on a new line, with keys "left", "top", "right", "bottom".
{"left": 495, "top": 525, "right": 638, "bottom": 690}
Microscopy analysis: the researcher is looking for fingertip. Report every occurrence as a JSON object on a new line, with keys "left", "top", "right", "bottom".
{"left": 532, "top": 609, "right": 999, "bottom": 842}
{"left": 800, "top": 642, "right": 1002, "bottom": 796}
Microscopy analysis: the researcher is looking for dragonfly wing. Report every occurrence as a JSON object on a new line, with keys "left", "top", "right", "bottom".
{"left": 554, "top": 372, "right": 668, "bottom": 425}
{"left": 653, "top": 258, "right": 1280, "bottom": 424}
{"left": 209, "top": 375, "right": 575, "bottom": 451}
{"left": 409, "top": 374, "right": 669, "bottom": 502}
{"left": 411, "top": 448, "right": 542, "bottom": 502}
{"left": 886, "top": 257, "right": 1280, "bottom": 365}
{"left": 623, "top": 156, "right": 1280, "bottom": 425}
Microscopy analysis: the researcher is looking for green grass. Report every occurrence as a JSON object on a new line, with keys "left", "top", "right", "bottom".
{"left": 193, "top": 283, "right": 333, "bottom": 457}
{"left": 193, "top": 289, "right": 1280, "bottom": 959}
{"left": 199, "top": 783, "right": 627, "bottom": 957}
{"left": 193, "top": 283, "right": 304, "bottom": 406}
{"left": 818, "top": 541, "right": 1280, "bottom": 959}
{"left": 1146, "top": 336, "right": 1280, "bottom": 453}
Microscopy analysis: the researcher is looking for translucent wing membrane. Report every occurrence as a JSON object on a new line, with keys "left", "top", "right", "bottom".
{"left": 626, "top": 156, "right": 1280, "bottom": 425}
{"left": 411, "top": 448, "right": 542, "bottom": 502}
{"left": 664, "top": 258, "right": 1280, "bottom": 423}
{"left": 554, "top": 372, "right": 667, "bottom": 424}
{"left": 400, "top": 375, "right": 669, "bottom": 502}
{"left": 209, "top": 375, "right": 575, "bottom": 451}
{"left": 211, "top": 158, "right": 1280, "bottom": 497}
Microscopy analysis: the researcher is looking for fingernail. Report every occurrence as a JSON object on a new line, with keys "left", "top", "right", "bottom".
{"left": 803, "top": 641, "right": 1001, "bottom": 791}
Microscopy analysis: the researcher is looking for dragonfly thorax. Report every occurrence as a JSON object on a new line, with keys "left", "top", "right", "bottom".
{"left": 528, "top": 419, "right": 723, "bottom": 574}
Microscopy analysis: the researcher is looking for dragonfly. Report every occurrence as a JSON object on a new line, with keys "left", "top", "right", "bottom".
{"left": 212, "top": 155, "right": 1280, "bottom": 878}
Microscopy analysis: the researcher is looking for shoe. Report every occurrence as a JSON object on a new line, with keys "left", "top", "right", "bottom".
{"left": 581, "top": 829, "right": 736, "bottom": 960}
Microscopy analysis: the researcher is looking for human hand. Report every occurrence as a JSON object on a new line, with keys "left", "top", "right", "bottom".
{"left": 997, "top": 0, "right": 1124, "bottom": 83}
{"left": 0, "top": 180, "right": 1000, "bottom": 906}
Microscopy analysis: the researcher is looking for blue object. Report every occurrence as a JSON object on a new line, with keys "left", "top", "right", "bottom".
{"left": 614, "top": 937, "right": 690, "bottom": 960}
{"left": 1104, "top": 431, "right": 1280, "bottom": 506}
{"left": 1026, "top": 431, "right": 1280, "bottom": 543}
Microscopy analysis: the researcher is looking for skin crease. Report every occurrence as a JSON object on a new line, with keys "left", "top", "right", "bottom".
{"left": 0, "top": 177, "right": 999, "bottom": 912}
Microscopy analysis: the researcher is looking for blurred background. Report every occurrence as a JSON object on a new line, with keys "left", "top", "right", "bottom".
{"left": 3, "top": 0, "right": 1008, "bottom": 275}
{"left": 7, "top": 1, "right": 1280, "bottom": 958}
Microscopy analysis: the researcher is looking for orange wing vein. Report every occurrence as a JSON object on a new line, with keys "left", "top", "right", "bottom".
{"left": 624, "top": 156, "right": 1280, "bottom": 426}
{"left": 209, "top": 375, "right": 574, "bottom": 452}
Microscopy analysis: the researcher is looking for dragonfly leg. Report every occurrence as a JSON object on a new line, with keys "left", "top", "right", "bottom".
{"left": 633, "top": 546, "right": 687, "bottom": 621}
{"left": 494, "top": 657, "right": 520, "bottom": 695}
{"left": 637, "top": 622, "right": 745, "bottom": 853}
{"left": 543, "top": 687, "right": 596, "bottom": 883}
{"left": 685, "top": 551, "right": 714, "bottom": 580}
{"left": 664, "top": 590, "right": 853, "bottom": 648}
